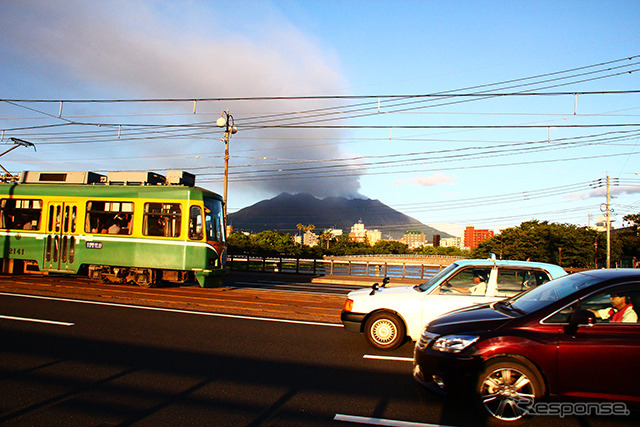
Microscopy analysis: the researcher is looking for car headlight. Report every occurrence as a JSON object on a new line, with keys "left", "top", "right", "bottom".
{"left": 432, "top": 335, "right": 479, "bottom": 353}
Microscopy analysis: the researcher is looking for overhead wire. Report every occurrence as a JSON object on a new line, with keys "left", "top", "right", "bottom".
{"left": 198, "top": 150, "right": 640, "bottom": 183}
{"left": 1, "top": 55, "right": 639, "bottom": 136}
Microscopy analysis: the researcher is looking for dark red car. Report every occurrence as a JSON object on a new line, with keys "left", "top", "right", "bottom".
{"left": 413, "top": 269, "right": 640, "bottom": 421}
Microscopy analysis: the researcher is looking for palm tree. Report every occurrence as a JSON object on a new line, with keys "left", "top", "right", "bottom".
{"left": 319, "top": 230, "right": 332, "bottom": 250}
{"left": 296, "top": 223, "right": 304, "bottom": 245}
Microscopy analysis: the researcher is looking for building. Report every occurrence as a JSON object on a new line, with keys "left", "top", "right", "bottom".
{"left": 295, "top": 230, "right": 319, "bottom": 247}
{"left": 401, "top": 230, "right": 426, "bottom": 249}
{"left": 325, "top": 228, "right": 343, "bottom": 238}
{"left": 440, "top": 236, "right": 463, "bottom": 248}
{"left": 589, "top": 215, "right": 611, "bottom": 233}
{"left": 349, "top": 221, "right": 382, "bottom": 246}
{"left": 349, "top": 221, "right": 367, "bottom": 243}
{"left": 463, "top": 226, "right": 494, "bottom": 250}
{"left": 367, "top": 229, "right": 382, "bottom": 245}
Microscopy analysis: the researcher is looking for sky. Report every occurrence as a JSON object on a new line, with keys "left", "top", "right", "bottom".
{"left": 1, "top": 0, "right": 639, "bottom": 238}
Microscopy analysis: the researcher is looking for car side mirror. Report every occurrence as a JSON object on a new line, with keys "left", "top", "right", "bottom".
{"left": 569, "top": 309, "right": 596, "bottom": 327}
{"left": 370, "top": 277, "right": 390, "bottom": 295}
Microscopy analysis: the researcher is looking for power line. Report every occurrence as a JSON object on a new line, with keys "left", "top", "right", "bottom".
{"left": 3, "top": 89, "right": 639, "bottom": 104}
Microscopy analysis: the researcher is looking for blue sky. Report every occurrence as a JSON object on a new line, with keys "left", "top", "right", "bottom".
{"left": 1, "top": 0, "right": 639, "bottom": 237}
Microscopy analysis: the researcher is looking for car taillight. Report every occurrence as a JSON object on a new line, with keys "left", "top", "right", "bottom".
{"left": 343, "top": 299, "right": 354, "bottom": 312}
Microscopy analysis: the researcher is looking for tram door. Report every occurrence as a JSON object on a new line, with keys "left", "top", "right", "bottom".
{"left": 43, "top": 202, "right": 78, "bottom": 272}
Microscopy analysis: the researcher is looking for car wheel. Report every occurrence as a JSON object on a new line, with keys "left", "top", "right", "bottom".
{"left": 476, "top": 358, "right": 543, "bottom": 422}
{"left": 364, "top": 312, "right": 406, "bottom": 350}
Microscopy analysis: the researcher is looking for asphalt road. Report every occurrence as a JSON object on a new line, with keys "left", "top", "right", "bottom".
{"left": 0, "top": 290, "right": 437, "bottom": 426}
{"left": 1, "top": 274, "right": 638, "bottom": 426}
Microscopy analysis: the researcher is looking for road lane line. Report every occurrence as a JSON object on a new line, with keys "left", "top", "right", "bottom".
{"left": 0, "top": 314, "right": 74, "bottom": 326}
{"left": 363, "top": 355, "right": 413, "bottom": 362}
{"left": 0, "top": 292, "right": 342, "bottom": 327}
{"left": 334, "top": 413, "right": 453, "bottom": 427}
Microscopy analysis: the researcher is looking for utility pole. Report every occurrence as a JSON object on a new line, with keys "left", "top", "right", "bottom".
{"left": 216, "top": 110, "right": 237, "bottom": 228}
{"left": 591, "top": 174, "right": 618, "bottom": 268}
{"left": 605, "top": 173, "right": 611, "bottom": 269}
{"left": 558, "top": 247, "right": 562, "bottom": 267}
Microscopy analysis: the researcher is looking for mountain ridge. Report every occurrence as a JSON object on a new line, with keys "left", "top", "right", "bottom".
{"left": 228, "top": 192, "right": 452, "bottom": 240}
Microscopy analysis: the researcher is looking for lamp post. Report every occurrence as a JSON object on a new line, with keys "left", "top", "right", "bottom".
{"left": 216, "top": 110, "right": 237, "bottom": 227}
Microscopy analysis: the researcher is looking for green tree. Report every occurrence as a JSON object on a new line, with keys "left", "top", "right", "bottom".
{"left": 250, "top": 230, "right": 297, "bottom": 256}
{"left": 326, "top": 234, "right": 371, "bottom": 256}
{"left": 471, "top": 220, "right": 609, "bottom": 268}
{"left": 226, "top": 231, "right": 251, "bottom": 255}
{"left": 618, "top": 212, "right": 640, "bottom": 266}
{"left": 372, "top": 240, "right": 409, "bottom": 254}
{"left": 296, "top": 223, "right": 304, "bottom": 244}
{"left": 318, "top": 230, "right": 333, "bottom": 250}
{"left": 413, "top": 245, "right": 471, "bottom": 257}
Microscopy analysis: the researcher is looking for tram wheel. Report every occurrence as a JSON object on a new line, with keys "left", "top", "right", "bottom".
{"left": 132, "top": 268, "right": 156, "bottom": 288}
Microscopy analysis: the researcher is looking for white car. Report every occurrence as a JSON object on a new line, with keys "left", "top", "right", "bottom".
{"left": 341, "top": 258, "right": 567, "bottom": 350}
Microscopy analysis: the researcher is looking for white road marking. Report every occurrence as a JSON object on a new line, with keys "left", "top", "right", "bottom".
{"left": 0, "top": 292, "right": 342, "bottom": 327}
{"left": 334, "top": 413, "right": 453, "bottom": 427}
{"left": 363, "top": 355, "right": 413, "bottom": 362}
{"left": 0, "top": 314, "right": 74, "bottom": 326}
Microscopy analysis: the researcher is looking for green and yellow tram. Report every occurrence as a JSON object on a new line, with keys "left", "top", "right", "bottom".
{"left": 0, "top": 170, "right": 226, "bottom": 287}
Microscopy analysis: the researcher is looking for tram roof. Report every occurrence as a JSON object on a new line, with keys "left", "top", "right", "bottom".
{"left": 0, "top": 171, "right": 222, "bottom": 200}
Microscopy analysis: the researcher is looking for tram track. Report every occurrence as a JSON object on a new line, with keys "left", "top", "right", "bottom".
{"left": 0, "top": 273, "right": 346, "bottom": 324}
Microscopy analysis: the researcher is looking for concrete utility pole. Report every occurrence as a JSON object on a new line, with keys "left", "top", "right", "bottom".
{"left": 606, "top": 173, "right": 611, "bottom": 269}
{"left": 592, "top": 174, "right": 618, "bottom": 268}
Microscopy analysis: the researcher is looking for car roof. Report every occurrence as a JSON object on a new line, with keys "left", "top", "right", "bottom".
{"left": 453, "top": 258, "right": 566, "bottom": 274}
{"left": 571, "top": 268, "right": 640, "bottom": 281}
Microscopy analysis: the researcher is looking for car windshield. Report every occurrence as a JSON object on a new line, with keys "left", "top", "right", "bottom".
{"left": 507, "top": 272, "right": 601, "bottom": 314}
{"left": 417, "top": 263, "right": 459, "bottom": 291}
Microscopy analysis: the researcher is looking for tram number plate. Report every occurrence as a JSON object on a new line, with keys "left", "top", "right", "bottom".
{"left": 86, "top": 242, "right": 103, "bottom": 249}
{"left": 9, "top": 248, "right": 25, "bottom": 255}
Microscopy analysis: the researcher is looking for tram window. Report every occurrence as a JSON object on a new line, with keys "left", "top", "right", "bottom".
{"left": 143, "top": 202, "right": 181, "bottom": 237}
{"left": 85, "top": 201, "right": 133, "bottom": 235}
{"left": 48, "top": 205, "right": 55, "bottom": 233}
{"left": 63, "top": 206, "right": 70, "bottom": 233}
{"left": 54, "top": 205, "right": 61, "bottom": 232}
{"left": 0, "top": 199, "right": 43, "bottom": 230}
{"left": 204, "top": 198, "right": 225, "bottom": 242}
{"left": 189, "top": 205, "right": 203, "bottom": 240}
{"left": 70, "top": 206, "right": 77, "bottom": 233}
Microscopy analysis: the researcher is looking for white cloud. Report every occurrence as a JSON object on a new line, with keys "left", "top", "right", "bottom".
{"left": 395, "top": 173, "right": 456, "bottom": 187}
{"left": 0, "top": 1, "right": 359, "bottom": 199}
{"left": 564, "top": 185, "right": 640, "bottom": 201}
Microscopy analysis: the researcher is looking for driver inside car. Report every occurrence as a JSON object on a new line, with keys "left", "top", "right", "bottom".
{"left": 589, "top": 292, "right": 637, "bottom": 323}
{"left": 449, "top": 270, "right": 488, "bottom": 295}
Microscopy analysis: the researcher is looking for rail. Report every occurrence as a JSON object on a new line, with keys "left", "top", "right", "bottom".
{"left": 227, "top": 255, "right": 453, "bottom": 280}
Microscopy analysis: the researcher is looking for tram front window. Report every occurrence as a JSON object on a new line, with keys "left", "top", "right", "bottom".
{"left": 204, "top": 198, "right": 225, "bottom": 242}
{"left": 189, "top": 206, "right": 204, "bottom": 240}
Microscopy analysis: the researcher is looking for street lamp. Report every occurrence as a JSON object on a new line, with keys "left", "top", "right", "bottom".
{"left": 216, "top": 110, "right": 237, "bottom": 227}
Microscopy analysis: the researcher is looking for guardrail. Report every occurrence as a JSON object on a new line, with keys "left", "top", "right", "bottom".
{"left": 227, "top": 255, "right": 450, "bottom": 280}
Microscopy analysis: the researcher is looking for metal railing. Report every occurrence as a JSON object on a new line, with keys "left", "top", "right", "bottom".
{"left": 227, "top": 255, "right": 451, "bottom": 280}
